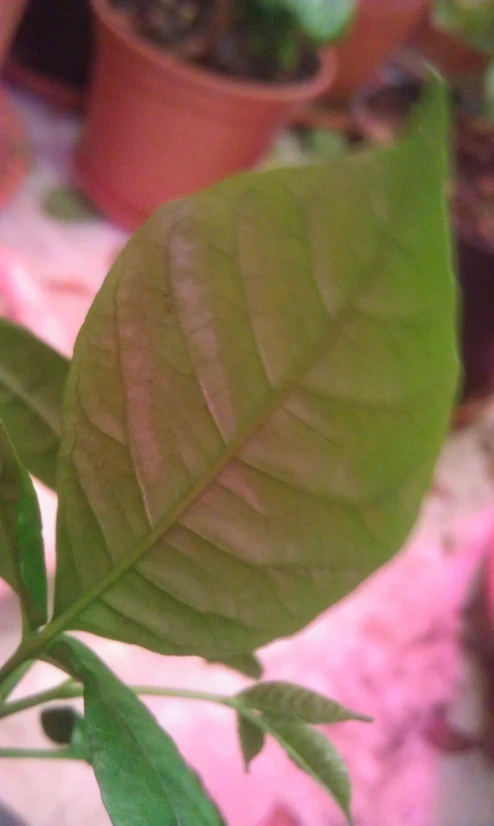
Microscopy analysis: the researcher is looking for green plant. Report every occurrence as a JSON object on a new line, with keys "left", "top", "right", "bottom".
{"left": 0, "top": 77, "right": 456, "bottom": 825}
{"left": 433, "top": 0, "right": 494, "bottom": 54}
{"left": 121, "top": 0, "right": 356, "bottom": 81}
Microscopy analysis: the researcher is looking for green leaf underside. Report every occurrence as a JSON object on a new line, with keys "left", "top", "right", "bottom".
{"left": 237, "top": 713, "right": 265, "bottom": 769}
{"left": 0, "top": 419, "right": 47, "bottom": 628}
{"left": 0, "top": 320, "right": 69, "bottom": 490}
{"left": 261, "top": 716, "right": 353, "bottom": 822}
{"left": 49, "top": 636, "right": 224, "bottom": 826}
{"left": 209, "top": 652, "right": 263, "bottom": 679}
{"left": 53, "top": 79, "right": 457, "bottom": 659}
{"left": 239, "top": 681, "right": 371, "bottom": 723}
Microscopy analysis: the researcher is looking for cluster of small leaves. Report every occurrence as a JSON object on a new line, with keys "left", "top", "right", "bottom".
{"left": 234, "top": 681, "right": 373, "bottom": 821}
{"left": 0, "top": 78, "right": 456, "bottom": 826}
{"left": 237, "top": 0, "right": 355, "bottom": 78}
{"left": 259, "top": 0, "right": 356, "bottom": 44}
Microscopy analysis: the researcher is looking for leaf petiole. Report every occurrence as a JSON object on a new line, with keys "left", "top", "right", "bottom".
{"left": 0, "top": 679, "right": 75, "bottom": 720}
{"left": 0, "top": 660, "right": 35, "bottom": 704}
{"left": 0, "top": 747, "right": 84, "bottom": 760}
{"left": 0, "top": 681, "right": 242, "bottom": 721}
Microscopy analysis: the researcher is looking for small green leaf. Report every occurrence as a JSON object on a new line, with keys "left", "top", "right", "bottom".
{"left": 49, "top": 636, "right": 225, "bottom": 826}
{"left": 433, "top": 0, "right": 494, "bottom": 53}
{"left": 239, "top": 681, "right": 371, "bottom": 723}
{"left": 237, "top": 713, "right": 265, "bottom": 770}
{"left": 43, "top": 186, "right": 98, "bottom": 222}
{"left": 0, "top": 419, "right": 47, "bottom": 629}
{"left": 307, "top": 130, "right": 346, "bottom": 160}
{"left": 0, "top": 319, "right": 69, "bottom": 490}
{"left": 262, "top": 0, "right": 357, "bottom": 43}
{"left": 263, "top": 717, "right": 353, "bottom": 823}
{"left": 41, "top": 706, "right": 90, "bottom": 761}
{"left": 208, "top": 653, "right": 263, "bottom": 679}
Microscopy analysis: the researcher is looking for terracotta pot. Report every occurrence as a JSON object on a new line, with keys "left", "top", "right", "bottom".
{"left": 407, "top": 7, "right": 488, "bottom": 79}
{"left": 321, "top": 0, "right": 427, "bottom": 103}
{"left": 0, "top": 0, "right": 28, "bottom": 67}
{"left": 0, "top": 87, "right": 29, "bottom": 211}
{"left": 76, "top": 0, "right": 336, "bottom": 230}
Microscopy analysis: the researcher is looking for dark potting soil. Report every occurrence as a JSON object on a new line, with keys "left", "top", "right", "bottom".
{"left": 454, "top": 121, "right": 494, "bottom": 403}
{"left": 357, "top": 81, "right": 422, "bottom": 121}
{"left": 109, "top": 0, "right": 318, "bottom": 84}
{"left": 10, "top": 0, "right": 94, "bottom": 91}
{"left": 455, "top": 119, "right": 494, "bottom": 246}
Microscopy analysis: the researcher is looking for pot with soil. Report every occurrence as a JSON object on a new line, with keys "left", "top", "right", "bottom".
{"left": 76, "top": 0, "right": 348, "bottom": 230}
{"left": 0, "top": 0, "right": 28, "bottom": 66}
{"left": 352, "top": 71, "right": 494, "bottom": 414}
{"left": 320, "top": 0, "right": 428, "bottom": 103}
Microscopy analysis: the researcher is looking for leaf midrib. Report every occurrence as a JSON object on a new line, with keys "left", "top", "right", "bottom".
{"left": 262, "top": 717, "right": 348, "bottom": 808}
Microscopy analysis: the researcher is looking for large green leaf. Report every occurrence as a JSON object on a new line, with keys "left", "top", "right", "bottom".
{"left": 237, "top": 713, "right": 265, "bottom": 770}
{"left": 238, "top": 682, "right": 371, "bottom": 723}
{"left": 49, "top": 636, "right": 225, "bottom": 826}
{"left": 0, "top": 320, "right": 69, "bottom": 489}
{"left": 0, "top": 419, "right": 47, "bottom": 629}
{"left": 53, "top": 79, "right": 457, "bottom": 659}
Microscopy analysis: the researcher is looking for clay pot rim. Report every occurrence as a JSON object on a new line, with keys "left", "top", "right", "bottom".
{"left": 91, "top": 0, "right": 336, "bottom": 103}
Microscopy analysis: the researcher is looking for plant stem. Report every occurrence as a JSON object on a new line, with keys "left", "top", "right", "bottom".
{"left": 0, "top": 747, "right": 83, "bottom": 760}
{"left": 0, "top": 660, "right": 34, "bottom": 703}
{"left": 0, "top": 639, "right": 42, "bottom": 689}
{"left": 0, "top": 607, "right": 86, "bottom": 689}
{"left": 0, "top": 679, "right": 75, "bottom": 720}
{"left": 135, "top": 686, "right": 237, "bottom": 706}
{"left": 0, "top": 682, "right": 238, "bottom": 720}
